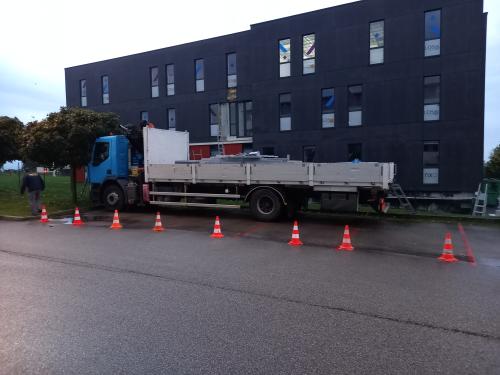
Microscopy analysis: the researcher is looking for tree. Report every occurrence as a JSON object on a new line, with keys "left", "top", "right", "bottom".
{"left": 23, "top": 107, "right": 120, "bottom": 203}
{"left": 0, "top": 116, "right": 24, "bottom": 165}
{"left": 485, "top": 145, "right": 500, "bottom": 179}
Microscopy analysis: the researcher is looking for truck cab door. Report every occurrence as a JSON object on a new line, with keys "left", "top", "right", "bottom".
{"left": 89, "top": 141, "right": 112, "bottom": 184}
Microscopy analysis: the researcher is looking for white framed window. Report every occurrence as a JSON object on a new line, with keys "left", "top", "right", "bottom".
{"left": 101, "top": 75, "right": 109, "bottom": 104}
{"left": 303, "top": 34, "right": 316, "bottom": 75}
{"left": 370, "top": 20, "right": 384, "bottom": 65}
{"left": 279, "top": 38, "right": 291, "bottom": 78}
{"left": 150, "top": 66, "right": 159, "bottom": 98}
{"left": 166, "top": 64, "right": 175, "bottom": 96}
{"left": 321, "top": 88, "right": 335, "bottom": 128}
{"left": 424, "top": 76, "right": 440, "bottom": 121}
{"left": 279, "top": 93, "right": 291, "bottom": 131}
{"left": 140, "top": 111, "right": 149, "bottom": 122}
{"left": 425, "top": 10, "right": 441, "bottom": 57}
{"left": 80, "top": 79, "right": 87, "bottom": 107}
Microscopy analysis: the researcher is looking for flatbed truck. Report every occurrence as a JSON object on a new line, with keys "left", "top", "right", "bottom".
{"left": 88, "top": 126, "right": 395, "bottom": 221}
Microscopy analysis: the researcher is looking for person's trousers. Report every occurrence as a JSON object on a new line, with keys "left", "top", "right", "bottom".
{"left": 29, "top": 190, "right": 41, "bottom": 215}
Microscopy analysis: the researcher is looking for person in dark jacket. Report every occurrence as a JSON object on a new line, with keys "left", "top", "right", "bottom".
{"left": 20, "top": 170, "right": 45, "bottom": 215}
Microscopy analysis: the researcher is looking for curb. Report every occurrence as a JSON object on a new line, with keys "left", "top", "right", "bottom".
{"left": 0, "top": 208, "right": 95, "bottom": 222}
{"left": 299, "top": 210, "right": 500, "bottom": 225}
{"left": 0, "top": 215, "right": 33, "bottom": 221}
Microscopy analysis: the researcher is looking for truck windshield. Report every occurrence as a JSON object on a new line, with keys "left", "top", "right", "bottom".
{"left": 92, "top": 142, "right": 109, "bottom": 166}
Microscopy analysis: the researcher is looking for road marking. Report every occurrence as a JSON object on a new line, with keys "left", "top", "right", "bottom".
{"left": 458, "top": 223, "right": 476, "bottom": 265}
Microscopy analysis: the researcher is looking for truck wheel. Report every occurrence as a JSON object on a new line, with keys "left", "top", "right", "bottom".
{"left": 102, "top": 185, "right": 125, "bottom": 211}
{"left": 250, "top": 189, "right": 283, "bottom": 221}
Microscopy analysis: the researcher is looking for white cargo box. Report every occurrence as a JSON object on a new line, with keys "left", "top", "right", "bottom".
{"left": 143, "top": 127, "right": 189, "bottom": 182}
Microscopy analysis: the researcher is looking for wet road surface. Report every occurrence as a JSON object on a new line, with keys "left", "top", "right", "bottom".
{"left": 1, "top": 209, "right": 499, "bottom": 374}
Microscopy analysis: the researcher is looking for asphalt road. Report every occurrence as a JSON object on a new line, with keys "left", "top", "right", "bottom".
{"left": 1, "top": 210, "right": 500, "bottom": 374}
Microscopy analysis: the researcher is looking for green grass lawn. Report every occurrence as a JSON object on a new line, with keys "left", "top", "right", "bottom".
{"left": 0, "top": 173, "right": 90, "bottom": 217}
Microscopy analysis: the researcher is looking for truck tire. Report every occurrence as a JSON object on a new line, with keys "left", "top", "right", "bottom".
{"left": 250, "top": 189, "right": 283, "bottom": 221}
{"left": 102, "top": 184, "right": 125, "bottom": 211}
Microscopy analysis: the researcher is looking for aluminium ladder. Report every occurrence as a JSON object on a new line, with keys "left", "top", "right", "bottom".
{"left": 390, "top": 184, "right": 416, "bottom": 214}
{"left": 472, "top": 183, "right": 488, "bottom": 217}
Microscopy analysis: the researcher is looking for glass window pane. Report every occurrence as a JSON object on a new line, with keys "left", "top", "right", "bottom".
{"left": 322, "top": 113, "right": 335, "bottom": 128}
{"left": 227, "top": 53, "right": 237, "bottom": 75}
{"left": 280, "top": 62, "right": 291, "bottom": 78}
{"left": 238, "top": 103, "right": 245, "bottom": 137}
{"left": 151, "top": 67, "right": 159, "bottom": 86}
{"left": 280, "top": 93, "right": 291, "bottom": 116}
{"left": 151, "top": 86, "right": 159, "bottom": 98}
{"left": 322, "top": 88, "right": 335, "bottom": 112}
{"left": 102, "top": 76, "right": 109, "bottom": 94}
{"left": 348, "top": 85, "right": 363, "bottom": 110}
{"left": 425, "top": 10, "right": 441, "bottom": 40}
{"left": 92, "top": 142, "right": 110, "bottom": 166}
{"left": 423, "top": 168, "right": 439, "bottom": 184}
{"left": 424, "top": 104, "right": 440, "bottom": 121}
{"left": 424, "top": 76, "right": 440, "bottom": 104}
{"left": 167, "top": 84, "right": 175, "bottom": 96}
{"left": 370, "top": 48, "right": 384, "bottom": 64}
{"left": 141, "top": 111, "right": 149, "bottom": 122}
{"left": 168, "top": 109, "right": 176, "bottom": 129}
{"left": 303, "top": 146, "right": 316, "bottom": 162}
{"left": 210, "top": 104, "right": 219, "bottom": 125}
{"left": 81, "top": 96, "right": 87, "bottom": 107}
{"left": 423, "top": 142, "right": 439, "bottom": 166}
{"left": 348, "top": 143, "right": 362, "bottom": 162}
{"left": 349, "top": 111, "right": 362, "bottom": 127}
{"left": 425, "top": 39, "right": 441, "bottom": 57}
{"left": 196, "top": 79, "right": 204, "bottom": 92}
{"left": 210, "top": 125, "right": 220, "bottom": 137}
{"left": 195, "top": 59, "right": 204, "bottom": 80}
{"left": 280, "top": 117, "right": 291, "bottom": 131}
{"left": 102, "top": 76, "right": 109, "bottom": 104}
{"left": 370, "top": 21, "right": 384, "bottom": 49}
{"left": 303, "top": 59, "right": 315, "bottom": 75}
{"left": 303, "top": 34, "right": 315, "bottom": 59}
{"left": 245, "top": 102, "right": 253, "bottom": 136}
{"left": 229, "top": 103, "right": 237, "bottom": 136}
{"left": 166, "top": 64, "right": 175, "bottom": 84}
{"left": 227, "top": 74, "right": 237, "bottom": 88}
{"left": 279, "top": 39, "right": 291, "bottom": 63}
{"left": 80, "top": 80, "right": 86, "bottom": 97}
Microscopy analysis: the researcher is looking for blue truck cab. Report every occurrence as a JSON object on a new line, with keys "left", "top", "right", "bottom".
{"left": 88, "top": 135, "right": 142, "bottom": 210}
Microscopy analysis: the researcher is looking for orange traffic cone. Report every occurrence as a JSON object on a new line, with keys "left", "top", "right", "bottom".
{"left": 210, "top": 216, "right": 224, "bottom": 238}
{"left": 288, "top": 221, "right": 303, "bottom": 246}
{"left": 438, "top": 233, "right": 458, "bottom": 263}
{"left": 72, "top": 207, "right": 84, "bottom": 226}
{"left": 110, "top": 210, "right": 123, "bottom": 230}
{"left": 40, "top": 205, "right": 49, "bottom": 223}
{"left": 337, "top": 225, "right": 354, "bottom": 251}
{"left": 152, "top": 212, "right": 165, "bottom": 232}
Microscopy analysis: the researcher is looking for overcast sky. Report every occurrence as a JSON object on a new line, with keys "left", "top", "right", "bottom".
{"left": 0, "top": 0, "right": 498, "bottom": 160}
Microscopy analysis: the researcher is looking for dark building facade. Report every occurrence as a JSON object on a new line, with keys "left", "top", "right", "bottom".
{"left": 65, "top": 0, "right": 487, "bottom": 194}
